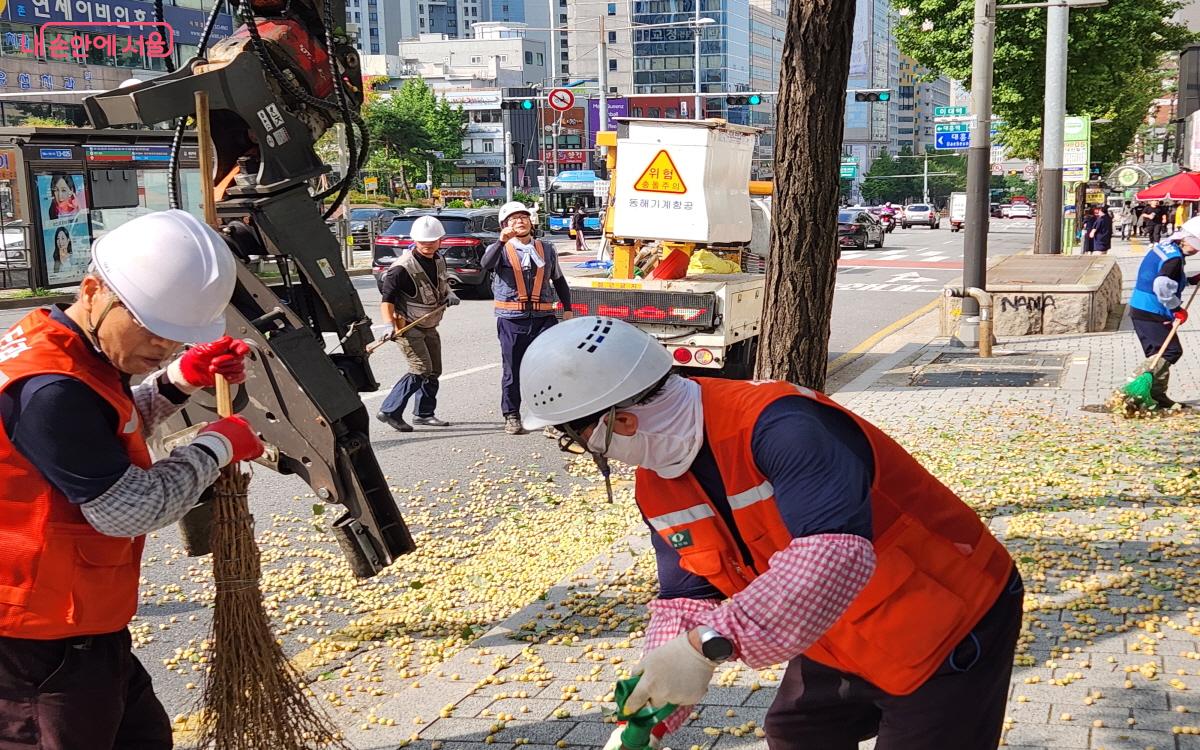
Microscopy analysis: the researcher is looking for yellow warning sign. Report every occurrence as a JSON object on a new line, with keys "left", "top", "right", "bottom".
{"left": 634, "top": 150, "right": 687, "bottom": 194}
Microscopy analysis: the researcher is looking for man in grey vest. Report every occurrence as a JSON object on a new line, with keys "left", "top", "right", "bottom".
{"left": 482, "top": 201, "right": 573, "bottom": 435}
{"left": 377, "top": 215, "right": 459, "bottom": 431}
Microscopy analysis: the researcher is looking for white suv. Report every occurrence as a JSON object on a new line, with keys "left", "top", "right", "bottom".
{"left": 902, "top": 204, "right": 940, "bottom": 229}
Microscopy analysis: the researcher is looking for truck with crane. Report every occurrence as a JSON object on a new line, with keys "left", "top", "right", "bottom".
{"left": 566, "top": 118, "right": 770, "bottom": 379}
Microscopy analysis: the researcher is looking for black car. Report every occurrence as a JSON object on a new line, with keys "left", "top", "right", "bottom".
{"left": 838, "top": 210, "right": 885, "bottom": 250}
{"left": 344, "top": 207, "right": 402, "bottom": 249}
{"left": 372, "top": 209, "right": 501, "bottom": 297}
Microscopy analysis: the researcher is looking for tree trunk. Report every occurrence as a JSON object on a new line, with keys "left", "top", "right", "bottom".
{"left": 397, "top": 158, "right": 413, "bottom": 202}
{"left": 754, "top": 0, "right": 857, "bottom": 390}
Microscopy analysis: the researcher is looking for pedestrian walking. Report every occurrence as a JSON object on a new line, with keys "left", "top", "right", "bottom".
{"left": 1090, "top": 205, "right": 1113, "bottom": 254}
{"left": 1081, "top": 206, "right": 1096, "bottom": 254}
{"left": 522, "top": 317, "right": 1022, "bottom": 750}
{"left": 571, "top": 200, "right": 588, "bottom": 254}
{"left": 0, "top": 210, "right": 262, "bottom": 749}
{"left": 1149, "top": 200, "right": 1169, "bottom": 244}
{"left": 1128, "top": 216, "right": 1200, "bottom": 409}
{"left": 376, "top": 215, "right": 460, "bottom": 432}
{"left": 483, "top": 201, "right": 574, "bottom": 435}
{"left": 1118, "top": 204, "right": 1135, "bottom": 241}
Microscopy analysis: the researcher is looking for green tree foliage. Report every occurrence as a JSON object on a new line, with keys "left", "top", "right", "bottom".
{"left": 892, "top": 0, "right": 1192, "bottom": 168}
{"left": 363, "top": 78, "right": 466, "bottom": 200}
{"left": 859, "top": 147, "right": 967, "bottom": 204}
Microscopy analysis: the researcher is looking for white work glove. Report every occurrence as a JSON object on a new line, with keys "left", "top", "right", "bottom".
{"left": 603, "top": 726, "right": 660, "bottom": 750}
{"left": 624, "top": 632, "right": 717, "bottom": 713}
{"left": 446, "top": 292, "right": 461, "bottom": 307}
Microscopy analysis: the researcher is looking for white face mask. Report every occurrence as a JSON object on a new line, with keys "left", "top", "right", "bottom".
{"left": 586, "top": 375, "right": 704, "bottom": 479}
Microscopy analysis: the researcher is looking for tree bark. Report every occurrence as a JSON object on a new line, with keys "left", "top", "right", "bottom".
{"left": 754, "top": 0, "right": 857, "bottom": 390}
{"left": 397, "top": 158, "right": 413, "bottom": 202}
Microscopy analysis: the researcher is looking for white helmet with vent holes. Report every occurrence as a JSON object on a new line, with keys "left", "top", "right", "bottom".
{"left": 520, "top": 316, "right": 673, "bottom": 430}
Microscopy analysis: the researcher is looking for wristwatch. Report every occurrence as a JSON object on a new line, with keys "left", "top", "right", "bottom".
{"left": 696, "top": 626, "right": 735, "bottom": 663}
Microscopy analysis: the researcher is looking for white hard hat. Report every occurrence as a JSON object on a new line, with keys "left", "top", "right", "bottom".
{"left": 519, "top": 316, "right": 674, "bottom": 430}
{"left": 499, "top": 201, "right": 531, "bottom": 225}
{"left": 1170, "top": 215, "right": 1200, "bottom": 242}
{"left": 91, "top": 209, "right": 237, "bottom": 343}
{"left": 411, "top": 215, "right": 446, "bottom": 242}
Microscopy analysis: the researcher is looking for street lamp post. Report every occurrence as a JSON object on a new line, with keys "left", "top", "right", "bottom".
{"left": 959, "top": 0, "right": 996, "bottom": 347}
{"left": 693, "top": 1, "right": 702, "bottom": 119}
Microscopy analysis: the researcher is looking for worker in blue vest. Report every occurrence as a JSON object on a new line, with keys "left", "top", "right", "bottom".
{"left": 482, "top": 201, "right": 574, "bottom": 435}
{"left": 1129, "top": 215, "right": 1200, "bottom": 408}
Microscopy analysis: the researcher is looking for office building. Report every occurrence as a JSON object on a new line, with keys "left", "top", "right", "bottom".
{"left": 748, "top": 2, "right": 784, "bottom": 177}
{"left": 843, "top": 0, "right": 900, "bottom": 180}
{"left": 389, "top": 23, "right": 547, "bottom": 88}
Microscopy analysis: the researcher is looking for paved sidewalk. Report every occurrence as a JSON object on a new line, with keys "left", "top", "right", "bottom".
{"left": 185, "top": 231, "right": 1200, "bottom": 750}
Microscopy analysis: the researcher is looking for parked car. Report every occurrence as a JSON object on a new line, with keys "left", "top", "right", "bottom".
{"left": 336, "top": 207, "right": 403, "bottom": 250}
{"left": 990, "top": 203, "right": 1003, "bottom": 218}
{"left": 838, "top": 209, "right": 885, "bottom": 250}
{"left": 999, "top": 204, "right": 1014, "bottom": 219}
{"left": 901, "top": 204, "right": 940, "bottom": 229}
{"left": 1008, "top": 203, "right": 1033, "bottom": 219}
{"left": 372, "top": 209, "right": 501, "bottom": 297}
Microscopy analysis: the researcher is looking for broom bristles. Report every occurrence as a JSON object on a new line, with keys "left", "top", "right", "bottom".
{"left": 198, "top": 467, "right": 347, "bottom": 750}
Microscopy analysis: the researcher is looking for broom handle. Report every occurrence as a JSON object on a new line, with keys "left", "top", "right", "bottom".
{"left": 1150, "top": 281, "right": 1200, "bottom": 369}
{"left": 194, "top": 89, "right": 234, "bottom": 421}
{"left": 366, "top": 305, "right": 447, "bottom": 354}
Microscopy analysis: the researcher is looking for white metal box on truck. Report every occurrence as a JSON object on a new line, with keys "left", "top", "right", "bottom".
{"left": 611, "top": 118, "right": 758, "bottom": 244}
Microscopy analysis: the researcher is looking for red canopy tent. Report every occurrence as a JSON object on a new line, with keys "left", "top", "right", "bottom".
{"left": 1136, "top": 172, "right": 1200, "bottom": 201}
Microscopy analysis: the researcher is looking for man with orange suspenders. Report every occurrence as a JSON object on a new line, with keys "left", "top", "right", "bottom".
{"left": 520, "top": 316, "right": 1023, "bottom": 750}
{"left": 482, "top": 201, "right": 574, "bottom": 435}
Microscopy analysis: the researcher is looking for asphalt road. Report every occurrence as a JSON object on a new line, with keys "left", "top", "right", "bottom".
{"left": 0, "top": 221, "right": 1037, "bottom": 725}
{"left": 827, "top": 219, "right": 1036, "bottom": 359}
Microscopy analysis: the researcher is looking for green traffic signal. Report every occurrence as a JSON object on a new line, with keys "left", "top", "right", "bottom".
{"left": 877, "top": 91, "right": 890, "bottom": 102}
{"left": 521, "top": 99, "right": 533, "bottom": 109}
{"left": 748, "top": 94, "right": 762, "bottom": 105}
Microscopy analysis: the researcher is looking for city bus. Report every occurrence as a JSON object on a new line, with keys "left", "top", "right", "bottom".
{"left": 545, "top": 169, "right": 603, "bottom": 235}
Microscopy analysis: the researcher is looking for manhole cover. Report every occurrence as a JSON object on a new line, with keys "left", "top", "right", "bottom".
{"left": 910, "top": 352, "right": 1071, "bottom": 388}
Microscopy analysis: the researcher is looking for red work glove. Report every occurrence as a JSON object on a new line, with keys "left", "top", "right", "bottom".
{"left": 1174, "top": 309, "right": 1189, "bottom": 326}
{"left": 177, "top": 337, "right": 251, "bottom": 387}
{"left": 195, "top": 415, "right": 264, "bottom": 466}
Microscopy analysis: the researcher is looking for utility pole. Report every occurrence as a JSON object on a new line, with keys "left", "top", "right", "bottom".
{"left": 1036, "top": 0, "right": 1068, "bottom": 254}
{"left": 598, "top": 15, "right": 608, "bottom": 132}
{"left": 546, "top": 0, "right": 558, "bottom": 85}
{"left": 693, "top": 0, "right": 702, "bottom": 119}
{"left": 552, "top": 112, "right": 560, "bottom": 178}
{"left": 923, "top": 153, "right": 930, "bottom": 205}
{"left": 960, "top": 0, "right": 995, "bottom": 347}
{"left": 504, "top": 128, "right": 514, "bottom": 202}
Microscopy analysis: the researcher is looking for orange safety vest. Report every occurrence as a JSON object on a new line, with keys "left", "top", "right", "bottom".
{"left": 636, "top": 378, "right": 1013, "bottom": 696}
{"left": 0, "top": 309, "right": 151, "bottom": 639}
{"left": 494, "top": 239, "right": 557, "bottom": 313}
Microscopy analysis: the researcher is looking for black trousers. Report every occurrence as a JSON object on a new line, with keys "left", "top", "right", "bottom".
{"left": 764, "top": 569, "right": 1024, "bottom": 750}
{"left": 497, "top": 315, "right": 557, "bottom": 417}
{"left": 1149, "top": 222, "right": 1166, "bottom": 244}
{"left": 0, "top": 629, "right": 171, "bottom": 749}
{"left": 1132, "top": 315, "right": 1184, "bottom": 365}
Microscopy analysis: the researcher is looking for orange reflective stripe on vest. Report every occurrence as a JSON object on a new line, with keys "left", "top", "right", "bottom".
{"left": 636, "top": 378, "right": 1013, "bottom": 696}
{"left": 0, "top": 309, "right": 151, "bottom": 639}
{"left": 496, "top": 240, "right": 554, "bottom": 312}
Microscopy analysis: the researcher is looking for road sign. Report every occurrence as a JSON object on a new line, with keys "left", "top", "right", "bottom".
{"left": 1063, "top": 115, "right": 1091, "bottom": 182}
{"left": 548, "top": 88, "right": 575, "bottom": 112}
{"left": 935, "top": 131, "right": 970, "bottom": 150}
{"left": 1023, "top": 163, "right": 1037, "bottom": 180}
{"left": 934, "top": 105, "right": 968, "bottom": 118}
{"left": 839, "top": 163, "right": 857, "bottom": 179}
{"left": 363, "top": 176, "right": 378, "bottom": 192}
{"left": 935, "top": 122, "right": 969, "bottom": 134}
{"left": 593, "top": 179, "right": 610, "bottom": 198}
{"left": 635, "top": 150, "right": 687, "bottom": 193}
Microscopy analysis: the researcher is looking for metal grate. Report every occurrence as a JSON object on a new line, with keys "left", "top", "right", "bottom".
{"left": 910, "top": 352, "right": 1071, "bottom": 389}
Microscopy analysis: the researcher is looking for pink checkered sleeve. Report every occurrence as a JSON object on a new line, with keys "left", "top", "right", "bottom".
{"left": 699, "top": 533, "right": 876, "bottom": 669}
{"left": 640, "top": 597, "right": 721, "bottom": 735}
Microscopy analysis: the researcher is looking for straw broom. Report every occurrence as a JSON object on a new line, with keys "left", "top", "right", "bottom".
{"left": 1111, "top": 282, "right": 1200, "bottom": 417}
{"left": 191, "top": 91, "right": 346, "bottom": 750}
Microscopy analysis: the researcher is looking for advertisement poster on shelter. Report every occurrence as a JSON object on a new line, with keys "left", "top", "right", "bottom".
{"left": 36, "top": 173, "right": 92, "bottom": 287}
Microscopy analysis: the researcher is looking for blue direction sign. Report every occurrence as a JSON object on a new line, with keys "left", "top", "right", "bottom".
{"left": 935, "top": 131, "right": 971, "bottom": 150}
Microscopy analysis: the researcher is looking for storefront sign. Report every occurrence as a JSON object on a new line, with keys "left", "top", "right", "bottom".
{"left": 5, "top": 0, "right": 233, "bottom": 47}
{"left": 556, "top": 149, "right": 585, "bottom": 162}
{"left": 22, "top": 22, "right": 172, "bottom": 61}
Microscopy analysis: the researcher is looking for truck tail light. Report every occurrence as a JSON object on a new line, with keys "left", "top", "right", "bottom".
{"left": 672, "top": 347, "right": 693, "bottom": 365}
{"left": 694, "top": 349, "right": 714, "bottom": 365}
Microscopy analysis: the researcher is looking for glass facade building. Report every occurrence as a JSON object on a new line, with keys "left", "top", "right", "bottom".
{"left": 630, "top": 0, "right": 750, "bottom": 122}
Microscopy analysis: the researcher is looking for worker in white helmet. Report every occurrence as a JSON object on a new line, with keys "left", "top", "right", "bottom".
{"left": 377, "top": 214, "right": 460, "bottom": 431}
{"left": 520, "top": 317, "right": 1021, "bottom": 750}
{"left": 0, "top": 210, "right": 263, "bottom": 749}
{"left": 482, "top": 200, "right": 573, "bottom": 435}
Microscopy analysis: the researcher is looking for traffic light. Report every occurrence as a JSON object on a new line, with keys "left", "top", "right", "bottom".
{"left": 853, "top": 89, "right": 892, "bottom": 102}
{"left": 501, "top": 99, "right": 534, "bottom": 110}
{"left": 725, "top": 94, "right": 763, "bottom": 105}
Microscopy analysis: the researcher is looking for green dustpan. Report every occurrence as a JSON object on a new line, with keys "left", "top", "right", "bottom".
{"left": 613, "top": 675, "right": 677, "bottom": 750}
